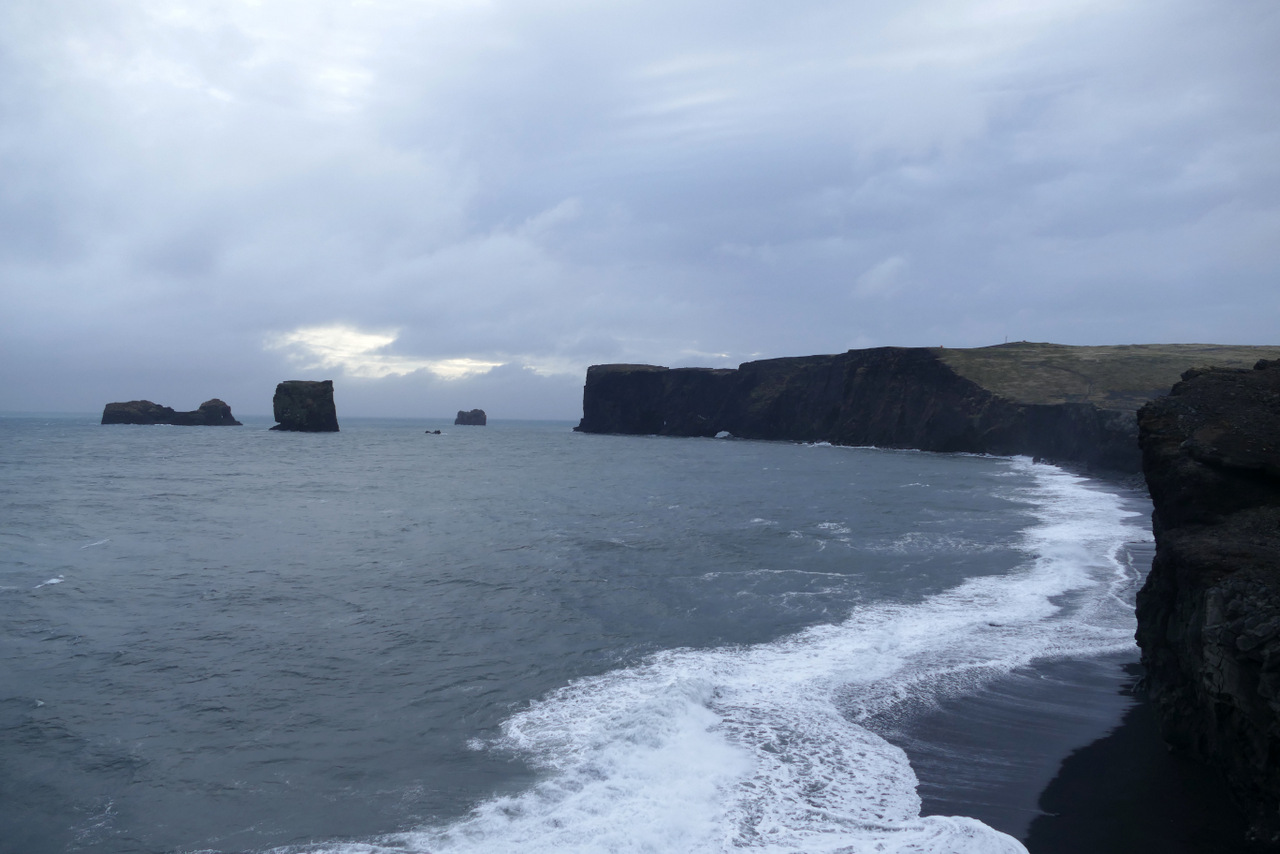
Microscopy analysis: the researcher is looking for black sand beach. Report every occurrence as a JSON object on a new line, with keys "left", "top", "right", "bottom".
{"left": 892, "top": 654, "right": 1264, "bottom": 853}
{"left": 1024, "top": 671, "right": 1267, "bottom": 854}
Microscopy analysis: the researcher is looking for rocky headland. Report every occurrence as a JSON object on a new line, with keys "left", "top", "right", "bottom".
{"left": 101, "top": 398, "right": 242, "bottom": 426}
{"left": 270, "top": 380, "right": 339, "bottom": 432}
{"left": 455, "top": 408, "right": 487, "bottom": 426}
{"left": 575, "top": 343, "right": 1280, "bottom": 473}
{"left": 1135, "top": 359, "right": 1280, "bottom": 843}
{"left": 577, "top": 342, "right": 1280, "bottom": 842}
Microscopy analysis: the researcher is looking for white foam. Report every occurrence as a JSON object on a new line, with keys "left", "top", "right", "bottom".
{"left": 291, "top": 459, "right": 1145, "bottom": 854}
{"left": 871, "top": 532, "right": 1006, "bottom": 554}
{"left": 34, "top": 575, "right": 64, "bottom": 589}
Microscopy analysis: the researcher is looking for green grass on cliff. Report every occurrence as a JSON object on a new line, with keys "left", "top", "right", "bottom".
{"left": 936, "top": 342, "right": 1280, "bottom": 411}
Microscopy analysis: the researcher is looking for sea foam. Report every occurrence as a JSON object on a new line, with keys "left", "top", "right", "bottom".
{"left": 282, "top": 460, "right": 1146, "bottom": 854}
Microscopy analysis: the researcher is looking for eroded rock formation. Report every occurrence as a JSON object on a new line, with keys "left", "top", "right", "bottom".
{"left": 101, "top": 399, "right": 242, "bottom": 426}
{"left": 1135, "top": 360, "right": 1280, "bottom": 843}
{"left": 270, "top": 380, "right": 339, "bottom": 432}
{"left": 455, "top": 409, "right": 486, "bottom": 426}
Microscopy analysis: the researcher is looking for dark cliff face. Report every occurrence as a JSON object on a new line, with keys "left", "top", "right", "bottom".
{"left": 455, "top": 409, "right": 487, "bottom": 426}
{"left": 101, "top": 399, "right": 242, "bottom": 426}
{"left": 576, "top": 348, "right": 1139, "bottom": 472}
{"left": 270, "top": 380, "right": 339, "bottom": 432}
{"left": 1135, "top": 360, "right": 1280, "bottom": 843}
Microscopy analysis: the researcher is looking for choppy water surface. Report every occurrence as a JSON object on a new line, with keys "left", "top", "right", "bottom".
{"left": 0, "top": 415, "right": 1151, "bottom": 853}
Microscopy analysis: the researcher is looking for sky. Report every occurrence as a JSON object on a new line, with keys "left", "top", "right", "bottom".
{"left": 1, "top": 0, "right": 1277, "bottom": 419}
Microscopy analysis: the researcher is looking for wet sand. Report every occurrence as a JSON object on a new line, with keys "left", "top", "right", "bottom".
{"left": 1023, "top": 678, "right": 1266, "bottom": 854}
{"left": 889, "top": 655, "right": 1263, "bottom": 852}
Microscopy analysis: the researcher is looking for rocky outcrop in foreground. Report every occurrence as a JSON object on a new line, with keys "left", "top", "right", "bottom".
{"left": 1135, "top": 360, "right": 1280, "bottom": 843}
{"left": 455, "top": 409, "right": 486, "bottom": 426}
{"left": 101, "top": 399, "right": 241, "bottom": 426}
{"left": 270, "top": 380, "right": 339, "bottom": 432}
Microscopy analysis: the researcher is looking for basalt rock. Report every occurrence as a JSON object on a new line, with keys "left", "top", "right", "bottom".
{"left": 455, "top": 409, "right": 486, "bottom": 426}
{"left": 101, "top": 398, "right": 242, "bottom": 426}
{"left": 576, "top": 348, "right": 1141, "bottom": 471}
{"left": 1135, "top": 360, "right": 1280, "bottom": 843}
{"left": 574, "top": 344, "right": 1280, "bottom": 473}
{"left": 270, "top": 380, "right": 339, "bottom": 432}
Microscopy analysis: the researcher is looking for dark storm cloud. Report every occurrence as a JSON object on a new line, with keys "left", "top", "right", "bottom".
{"left": 1, "top": 0, "right": 1277, "bottom": 417}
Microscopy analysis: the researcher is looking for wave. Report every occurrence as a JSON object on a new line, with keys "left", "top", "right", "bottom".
{"left": 276, "top": 461, "right": 1147, "bottom": 854}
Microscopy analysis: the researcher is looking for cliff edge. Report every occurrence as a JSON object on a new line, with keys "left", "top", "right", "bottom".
{"left": 1135, "top": 360, "right": 1280, "bottom": 843}
{"left": 575, "top": 344, "right": 1280, "bottom": 472}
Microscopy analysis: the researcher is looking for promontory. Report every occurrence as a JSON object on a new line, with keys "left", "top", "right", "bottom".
{"left": 575, "top": 343, "right": 1280, "bottom": 473}
{"left": 1136, "top": 359, "right": 1280, "bottom": 842}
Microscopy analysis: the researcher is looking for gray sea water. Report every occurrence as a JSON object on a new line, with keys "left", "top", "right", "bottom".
{"left": 0, "top": 415, "right": 1152, "bottom": 854}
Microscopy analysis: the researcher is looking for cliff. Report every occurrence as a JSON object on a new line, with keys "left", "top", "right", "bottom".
{"left": 101, "top": 398, "right": 241, "bottom": 426}
{"left": 576, "top": 344, "right": 1280, "bottom": 472}
{"left": 270, "top": 380, "right": 339, "bottom": 432}
{"left": 455, "top": 408, "right": 487, "bottom": 426}
{"left": 1135, "top": 360, "right": 1280, "bottom": 843}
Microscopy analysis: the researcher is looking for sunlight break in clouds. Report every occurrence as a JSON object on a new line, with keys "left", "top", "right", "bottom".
{"left": 268, "top": 325, "right": 503, "bottom": 380}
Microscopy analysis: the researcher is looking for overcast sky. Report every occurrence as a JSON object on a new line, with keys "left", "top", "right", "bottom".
{"left": 2, "top": 0, "right": 1277, "bottom": 419}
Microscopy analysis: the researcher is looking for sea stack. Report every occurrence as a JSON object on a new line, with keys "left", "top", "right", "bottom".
{"left": 1135, "top": 359, "right": 1280, "bottom": 842}
{"left": 101, "top": 398, "right": 242, "bottom": 426}
{"left": 270, "top": 380, "right": 339, "bottom": 432}
{"left": 455, "top": 409, "right": 486, "bottom": 426}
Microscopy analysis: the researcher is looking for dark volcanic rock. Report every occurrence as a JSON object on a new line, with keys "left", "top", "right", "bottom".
{"left": 455, "top": 409, "right": 486, "bottom": 426}
{"left": 1135, "top": 360, "right": 1280, "bottom": 844}
{"left": 101, "top": 398, "right": 242, "bottom": 426}
{"left": 575, "top": 348, "right": 1140, "bottom": 472}
{"left": 270, "top": 380, "right": 339, "bottom": 432}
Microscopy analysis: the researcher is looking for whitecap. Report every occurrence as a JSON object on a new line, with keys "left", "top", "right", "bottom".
{"left": 290, "top": 459, "right": 1143, "bottom": 854}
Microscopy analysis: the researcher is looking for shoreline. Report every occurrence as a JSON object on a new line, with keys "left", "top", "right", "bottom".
{"left": 893, "top": 653, "right": 1138, "bottom": 840}
{"left": 896, "top": 657, "right": 1262, "bottom": 852}
{"left": 1023, "top": 668, "right": 1266, "bottom": 854}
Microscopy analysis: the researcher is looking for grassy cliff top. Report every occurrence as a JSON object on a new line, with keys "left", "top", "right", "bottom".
{"left": 936, "top": 342, "right": 1280, "bottom": 411}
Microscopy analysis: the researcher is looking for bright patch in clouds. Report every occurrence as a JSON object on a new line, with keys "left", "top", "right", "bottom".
{"left": 1, "top": 0, "right": 1276, "bottom": 418}
{"left": 268, "top": 325, "right": 503, "bottom": 380}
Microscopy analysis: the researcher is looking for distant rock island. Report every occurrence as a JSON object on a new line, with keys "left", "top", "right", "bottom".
{"left": 575, "top": 343, "right": 1280, "bottom": 473}
{"left": 270, "top": 380, "right": 339, "bottom": 432}
{"left": 455, "top": 409, "right": 486, "bottom": 426}
{"left": 1136, "top": 359, "right": 1280, "bottom": 842}
{"left": 101, "top": 399, "right": 242, "bottom": 426}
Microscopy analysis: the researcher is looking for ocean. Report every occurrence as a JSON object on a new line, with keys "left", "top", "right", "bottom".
{"left": 0, "top": 415, "right": 1152, "bottom": 854}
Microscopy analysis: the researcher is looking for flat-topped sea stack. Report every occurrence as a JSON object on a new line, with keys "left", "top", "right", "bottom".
{"left": 101, "top": 398, "right": 242, "bottom": 426}
{"left": 1136, "top": 360, "right": 1280, "bottom": 842}
{"left": 575, "top": 343, "right": 1280, "bottom": 473}
{"left": 270, "top": 380, "right": 339, "bottom": 432}
{"left": 455, "top": 409, "right": 486, "bottom": 426}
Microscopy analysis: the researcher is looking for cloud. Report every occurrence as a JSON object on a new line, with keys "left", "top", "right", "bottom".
{"left": 267, "top": 325, "right": 503, "bottom": 380}
{"left": 1, "top": 0, "right": 1278, "bottom": 416}
{"left": 854, "top": 256, "right": 910, "bottom": 299}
